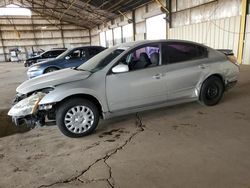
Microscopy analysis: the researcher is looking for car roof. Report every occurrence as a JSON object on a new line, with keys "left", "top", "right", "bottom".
{"left": 71, "top": 46, "right": 105, "bottom": 50}
{"left": 47, "top": 49, "right": 67, "bottom": 52}
{"left": 115, "top": 39, "right": 208, "bottom": 49}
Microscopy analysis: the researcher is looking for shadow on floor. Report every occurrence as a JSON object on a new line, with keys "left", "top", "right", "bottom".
{"left": 0, "top": 109, "right": 30, "bottom": 138}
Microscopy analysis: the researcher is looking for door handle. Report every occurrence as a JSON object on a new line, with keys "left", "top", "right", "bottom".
{"left": 153, "top": 73, "right": 162, "bottom": 79}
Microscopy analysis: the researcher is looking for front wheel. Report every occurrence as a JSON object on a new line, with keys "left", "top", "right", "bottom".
{"left": 44, "top": 67, "right": 58, "bottom": 74}
{"left": 56, "top": 98, "right": 99, "bottom": 138}
{"left": 200, "top": 76, "right": 224, "bottom": 106}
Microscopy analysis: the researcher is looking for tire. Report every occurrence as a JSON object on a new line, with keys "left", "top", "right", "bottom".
{"left": 200, "top": 76, "right": 224, "bottom": 106}
{"left": 44, "top": 67, "right": 58, "bottom": 74}
{"left": 56, "top": 98, "right": 99, "bottom": 138}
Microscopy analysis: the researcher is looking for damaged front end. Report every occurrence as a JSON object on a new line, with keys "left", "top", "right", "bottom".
{"left": 8, "top": 90, "right": 54, "bottom": 128}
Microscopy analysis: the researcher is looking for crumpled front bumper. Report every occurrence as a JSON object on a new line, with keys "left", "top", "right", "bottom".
{"left": 8, "top": 92, "right": 46, "bottom": 126}
{"left": 11, "top": 116, "right": 25, "bottom": 126}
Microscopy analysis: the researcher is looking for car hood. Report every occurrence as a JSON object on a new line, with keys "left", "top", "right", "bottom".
{"left": 17, "top": 68, "right": 91, "bottom": 94}
{"left": 26, "top": 56, "right": 41, "bottom": 61}
{"left": 30, "top": 58, "right": 60, "bottom": 67}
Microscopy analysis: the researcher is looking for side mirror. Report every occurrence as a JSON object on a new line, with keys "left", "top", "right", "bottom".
{"left": 112, "top": 64, "right": 129, "bottom": 73}
{"left": 65, "top": 56, "right": 70, "bottom": 60}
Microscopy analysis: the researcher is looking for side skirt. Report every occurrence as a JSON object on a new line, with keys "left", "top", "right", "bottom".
{"left": 102, "top": 97, "right": 198, "bottom": 119}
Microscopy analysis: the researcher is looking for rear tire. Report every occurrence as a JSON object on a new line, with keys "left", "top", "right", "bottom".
{"left": 200, "top": 76, "right": 224, "bottom": 106}
{"left": 44, "top": 67, "right": 58, "bottom": 74}
{"left": 56, "top": 98, "right": 99, "bottom": 138}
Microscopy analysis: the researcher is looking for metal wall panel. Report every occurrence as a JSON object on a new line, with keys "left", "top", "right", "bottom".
{"left": 243, "top": 14, "right": 250, "bottom": 64}
{"left": 0, "top": 14, "right": 91, "bottom": 62}
{"left": 169, "top": 16, "right": 241, "bottom": 57}
{"left": 172, "top": 0, "right": 241, "bottom": 28}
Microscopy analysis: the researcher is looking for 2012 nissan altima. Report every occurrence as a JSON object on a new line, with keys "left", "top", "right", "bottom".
{"left": 8, "top": 40, "right": 239, "bottom": 138}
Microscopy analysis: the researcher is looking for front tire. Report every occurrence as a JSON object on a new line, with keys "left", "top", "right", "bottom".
{"left": 44, "top": 67, "right": 58, "bottom": 74}
{"left": 56, "top": 98, "right": 99, "bottom": 138}
{"left": 200, "top": 76, "right": 224, "bottom": 106}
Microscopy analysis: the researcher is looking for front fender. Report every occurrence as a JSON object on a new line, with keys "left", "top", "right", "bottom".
{"left": 39, "top": 87, "right": 108, "bottom": 112}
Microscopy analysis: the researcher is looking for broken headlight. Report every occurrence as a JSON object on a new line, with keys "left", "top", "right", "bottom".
{"left": 8, "top": 92, "right": 46, "bottom": 117}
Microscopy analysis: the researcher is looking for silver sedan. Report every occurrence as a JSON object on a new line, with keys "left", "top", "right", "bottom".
{"left": 8, "top": 40, "right": 239, "bottom": 137}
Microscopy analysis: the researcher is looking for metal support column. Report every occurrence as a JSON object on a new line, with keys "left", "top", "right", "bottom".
{"left": 0, "top": 27, "right": 7, "bottom": 62}
{"left": 237, "top": 0, "right": 247, "bottom": 64}
{"left": 89, "top": 29, "right": 92, "bottom": 45}
{"left": 60, "top": 22, "right": 65, "bottom": 48}
{"left": 132, "top": 10, "right": 136, "bottom": 41}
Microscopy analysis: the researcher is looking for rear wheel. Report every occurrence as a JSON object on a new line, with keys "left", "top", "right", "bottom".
{"left": 200, "top": 76, "right": 224, "bottom": 106}
{"left": 56, "top": 98, "right": 99, "bottom": 138}
{"left": 44, "top": 67, "right": 58, "bottom": 74}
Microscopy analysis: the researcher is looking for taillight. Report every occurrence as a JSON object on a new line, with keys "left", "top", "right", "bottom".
{"left": 227, "top": 55, "right": 239, "bottom": 66}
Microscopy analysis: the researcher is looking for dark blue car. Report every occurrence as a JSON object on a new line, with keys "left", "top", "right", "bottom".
{"left": 27, "top": 46, "right": 106, "bottom": 79}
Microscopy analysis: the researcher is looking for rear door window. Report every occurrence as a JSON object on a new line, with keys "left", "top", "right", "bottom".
{"left": 162, "top": 42, "right": 207, "bottom": 64}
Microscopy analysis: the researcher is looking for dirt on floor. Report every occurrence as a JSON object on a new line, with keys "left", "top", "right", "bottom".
{"left": 0, "top": 63, "right": 29, "bottom": 137}
{"left": 0, "top": 65, "right": 250, "bottom": 188}
{"left": 0, "top": 109, "right": 30, "bottom": 137}
{"left": 0, "top": 62, "right": 27, "bottom": 109}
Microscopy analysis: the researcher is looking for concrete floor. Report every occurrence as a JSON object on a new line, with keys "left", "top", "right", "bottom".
{"left": 0, "top": 63, "right": 27, "bottom": 109}
{"left": 0, "top": 64, "right": 250, "bottom": 188}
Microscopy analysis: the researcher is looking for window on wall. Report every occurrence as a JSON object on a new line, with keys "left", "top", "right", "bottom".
{"left": 114, "top": 27, "right": 122, "bottom": 45}
{"left": 146, "top": 14, "right": 166, "bottom": 40}
{"left": 100, "top": 32, "right": 106, "bottom": 47}
{"left": 0, "top": 4, "right": 31, "bottom": 17}
{"left": 122, "top": 24, "right": 133, "bottom": 43}
{"left": 106, "top": 29, "right": 113, "bottom": 47}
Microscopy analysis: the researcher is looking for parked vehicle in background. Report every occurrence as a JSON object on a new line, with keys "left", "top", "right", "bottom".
{"left": 28, "top": 48, "right": 45, "bottom": 58}
{"left": 24, "top": 48, "right": 67, "bottom": 67}
{"left": 26, "top": 46, "right": 106, "bottom": 79}
{"left": 8, "top": 40, "right": 239, "bottom": 138}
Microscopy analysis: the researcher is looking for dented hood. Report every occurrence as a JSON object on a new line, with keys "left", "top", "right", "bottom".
{"left": 17, "top": 68, "right": 91, "bottom": 94}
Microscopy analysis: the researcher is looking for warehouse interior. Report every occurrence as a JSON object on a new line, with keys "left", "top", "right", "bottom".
{"left": 1, "top": 0, "right": 250, "bottom": 187}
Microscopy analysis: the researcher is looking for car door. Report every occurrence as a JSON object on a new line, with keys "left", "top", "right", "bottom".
{"left": 162, "top": 42, "right": 208, "bottom": 100}
{"left": 106, "top": 44, "right": 168, "bottom": 112}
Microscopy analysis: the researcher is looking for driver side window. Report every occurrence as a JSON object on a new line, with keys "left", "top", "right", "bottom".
{"left": 69, "top": 50, "right": 81, "bottom": 59}
{"left": 122, "top": 45, "right": 160, "bottom": 71}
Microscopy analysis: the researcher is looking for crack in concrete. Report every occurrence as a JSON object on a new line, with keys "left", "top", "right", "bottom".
{"left": 38, "top": 113, "right": 145, "bottom": 188}
{"left": 104, "top": 159, "right": 114, "bottom": 188}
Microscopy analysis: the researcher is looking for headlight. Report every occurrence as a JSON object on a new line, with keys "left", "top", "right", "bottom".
{"left": 29, "top": 65, "right": 40, "bottom": 71}
{"left": 8, "top": 92, "right": 45, "bottom": 117}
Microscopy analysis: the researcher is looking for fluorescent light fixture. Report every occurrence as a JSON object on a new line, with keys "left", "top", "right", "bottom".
{"left": 0, "top": 4, "right": 31, "bottom": 17}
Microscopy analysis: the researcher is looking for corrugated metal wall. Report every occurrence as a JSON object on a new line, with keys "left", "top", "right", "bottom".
{"left": 169, "top": 16, "right": 241, "bottom": 57}
{"left": 0, "top": 14, "right": 90, "bottom": 62}
{"left": 92, "top": 2, "right": 165, "bottom": 46}
{"left": 90, "top": 0, "right": 249, "bottom": 65}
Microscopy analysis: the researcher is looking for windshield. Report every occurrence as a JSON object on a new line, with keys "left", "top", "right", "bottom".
{"left": 36, "top": 51, "right": 47, "bottom": 58}
{"left": 56, "top": 49, "right": 71, "bottom": 59}
{"left": 77, "top": 47, "right": 125, "bottom": 72}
